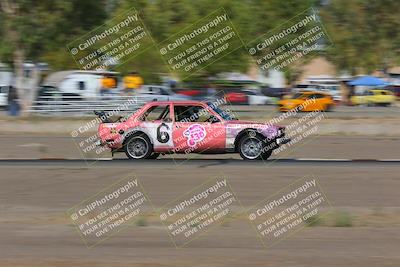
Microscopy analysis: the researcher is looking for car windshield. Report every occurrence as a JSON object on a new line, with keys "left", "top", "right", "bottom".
{"left": 206, "top": 102, "right": 236, "bottom": 120}
{"left": 292, "top": 93, "right": 305, "bottom": 99}
{"left": 160, "top": 87, "right": 173, "bottom": 95}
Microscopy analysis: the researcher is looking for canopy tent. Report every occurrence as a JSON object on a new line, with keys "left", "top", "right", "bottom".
{"left": 348, "top": 76, "right": 389, "bottom": 86}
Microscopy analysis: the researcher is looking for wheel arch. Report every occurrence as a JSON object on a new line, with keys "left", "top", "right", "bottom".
{"left": 122, "top": 130, "right": 152, "bottom": 146}
{"left": 234, "top": 128, "right": 262, "bottom": 152}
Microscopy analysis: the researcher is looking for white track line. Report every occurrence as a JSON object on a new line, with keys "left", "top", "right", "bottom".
{"left": 296, "top": 158, "right": 352, "bottom": 161}
{"left": 0, "top": 158, "right": 399, "bottom": 162}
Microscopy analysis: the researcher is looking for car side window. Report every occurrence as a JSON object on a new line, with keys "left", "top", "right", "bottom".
{"left": 140, "top": 105, "right": 170, "bottom": 121}
{"left": 78, "top": 81, "right": 85, "bottom": 90}
{"left": 174, "top": 105, "right": 218, "bottom": 123}
{"left": 307, "top": 94, "right": 316, "bottom": 99}
{"left": 160, "top": 88, "right": 169, "bottom": 95}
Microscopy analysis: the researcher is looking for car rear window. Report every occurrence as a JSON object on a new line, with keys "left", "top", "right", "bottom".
{"left": 140, "top": 105, "right": 170, "bottom": 121}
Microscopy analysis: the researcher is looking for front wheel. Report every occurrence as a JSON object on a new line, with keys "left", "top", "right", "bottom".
{"left": 325, "top": 104, "right": 333, "bottom": 112}
{"left": 238, "top": 134, "right": 271, "bottom": 160}
{"left": 124, "top": 134, "right": 153, "bottom": 159}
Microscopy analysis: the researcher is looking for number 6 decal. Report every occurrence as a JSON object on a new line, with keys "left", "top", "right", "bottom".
{"left": 157, "top": 123, "right": 170, "bottom": 143}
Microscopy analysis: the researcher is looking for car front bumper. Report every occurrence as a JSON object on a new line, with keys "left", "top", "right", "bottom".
{"left": 276, "top": 137, "right": 291, "bottom": 146}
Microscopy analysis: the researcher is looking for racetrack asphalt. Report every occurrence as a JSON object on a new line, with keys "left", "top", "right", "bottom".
{"left": 1, "top": 133, "right": 400, "bottom": 267}
{"left": 1, "top": 135, "right": 400, "bottom": 160}
{"left": 1, "top": 160, "right": 400, "bottom": 267}
{"left": 0, "top": 158, "right": 399, "bottom": 168}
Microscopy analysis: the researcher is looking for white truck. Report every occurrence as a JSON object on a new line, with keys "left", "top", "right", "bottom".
{"left": 0, "top": 64, "right": 14, "bottom": 107}
{"left": 43, "top": 70, "right": 120, "bottom": 99}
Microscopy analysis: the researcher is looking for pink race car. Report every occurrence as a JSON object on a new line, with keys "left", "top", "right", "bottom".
{"left": 96, "top": 101, "right": 289, "bottom": 160}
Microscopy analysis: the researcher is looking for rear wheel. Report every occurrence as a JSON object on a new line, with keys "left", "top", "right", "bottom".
{"left": 366, "top": 102, "right": 374, "bottom": 107}
{"left": 124, "top": 134, "right": 153, "bottom": 159}
{"left": 148, "top": 153, "right": 160, "bottom": 159}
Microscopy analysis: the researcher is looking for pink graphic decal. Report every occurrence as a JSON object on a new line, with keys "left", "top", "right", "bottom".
{"left": 183, "top": 124, "right": 206, "bottom": 147}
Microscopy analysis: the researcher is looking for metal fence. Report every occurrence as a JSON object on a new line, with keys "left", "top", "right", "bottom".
{"left": 27, "top": 95, "right": 153, "bottom": 116}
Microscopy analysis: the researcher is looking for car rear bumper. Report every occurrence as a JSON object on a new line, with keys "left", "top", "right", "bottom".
{"left": 95, "top": 140, "right": 103, "bottom": 146}
{"left": 95, "top": 139, "right": 119, "bottom": 148}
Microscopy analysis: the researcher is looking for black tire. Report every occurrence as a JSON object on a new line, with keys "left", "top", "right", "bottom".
{"left": 238, "top": 132, "right": 269, "bottom": 160}
{"left": 148, "top": 153, "right": 160, "bottom": 159}
{"left": 295, "top": 105, "right": 304, "bottom": 112}
{"left": 261, "top": 149, "right": 273, "bottom": 160}
{"left": 325, "top": 104, "right": 332, "bottom": 112}
{"left": 124, "top": 134, "right": 153, "bottom": 159}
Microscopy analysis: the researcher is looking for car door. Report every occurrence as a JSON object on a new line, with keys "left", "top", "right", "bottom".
{"left": 303, "top": 94, "right": 317, "bottom": 111}
{"left": 314, "top": 93, "right": 328, "bottom": 110}
{"left": 138, "top": 103, "right": 174, "bottom": 152}
{"left": 377, "top": 91, "right": 391, "bottom": 103}
{"left": 172, "top": 104, "right": 226, "bottom": 153}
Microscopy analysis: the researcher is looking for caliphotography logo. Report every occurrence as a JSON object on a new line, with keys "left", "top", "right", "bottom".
{"left": 247, "top": 176, "right": 332, "bottom": 248}
{"left": 158, "top": 175, "right": 243, "bottom": 248}
{"left": 67, "top": 175, "right": 153, "bottom": 248}
{"left": 2, "top": 1, "right": 400, "bottom": 267}
{"left": 67, "top": 7, "right": 155, "bottom": 71}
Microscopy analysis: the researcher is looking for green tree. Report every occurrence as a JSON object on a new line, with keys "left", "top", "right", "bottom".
{"left": 321, "top": 0, "right": 400, "bottom": 75}
{"left": 0, "top": 0, "right": 107, "bottom": 110}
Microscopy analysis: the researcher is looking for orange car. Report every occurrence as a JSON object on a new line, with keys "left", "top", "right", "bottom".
{"left": 278, "top": 91, "right": 335, "bottom": 112}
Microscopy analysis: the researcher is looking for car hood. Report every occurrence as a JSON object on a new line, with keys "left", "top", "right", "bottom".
{"left": 225, "top": 120, "right": 284, "bottom": 139}
{"left": 225, "top": 120, "right": 265, "bottom": 125}
{"left": 226, "top": 120, "right": 283, "bottom": 129}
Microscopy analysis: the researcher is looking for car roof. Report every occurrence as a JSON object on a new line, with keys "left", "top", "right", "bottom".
{"left": 300, "top": 91, "right": 328, "bottom": 95}
{"left": 145, "top": 100, "right": 207, "bottom": 105}
{"left": 43, "top": 70, "right": 118, "bottom": 86}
